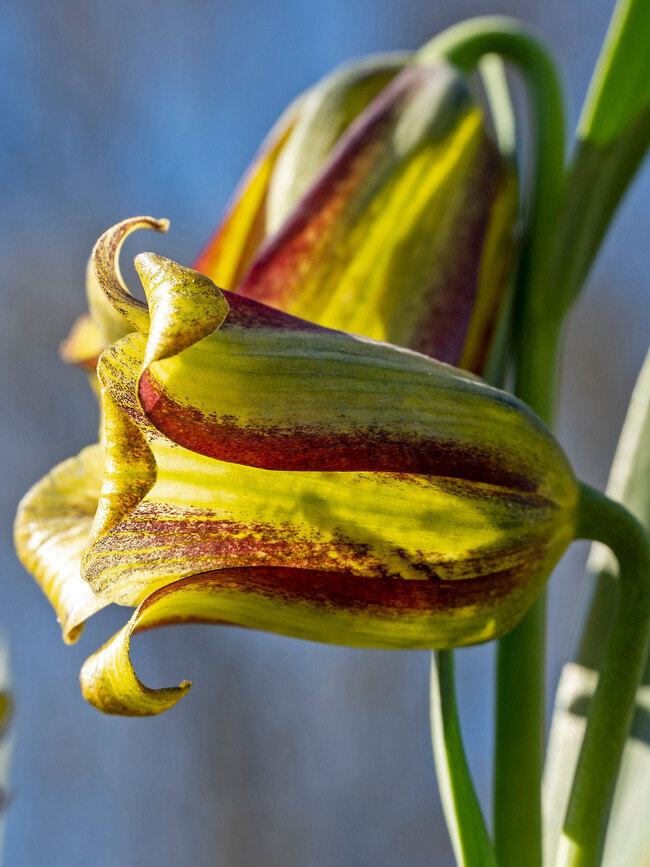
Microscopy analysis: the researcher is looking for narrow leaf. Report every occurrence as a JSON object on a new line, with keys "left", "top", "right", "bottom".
{"left": 431, "top": 650, "right": 497, "bottom": 867}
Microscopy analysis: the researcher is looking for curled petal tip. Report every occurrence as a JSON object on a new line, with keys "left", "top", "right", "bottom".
{"left": 79, "top": 621, "right": 192, "bottom": 717}
{"left": 89, "top": 216, "right": 171, "bottom": 343}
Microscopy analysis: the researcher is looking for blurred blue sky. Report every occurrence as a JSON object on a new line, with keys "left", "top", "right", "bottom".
{"left": 1, "top": 1, "right": 648, "bottom": 865}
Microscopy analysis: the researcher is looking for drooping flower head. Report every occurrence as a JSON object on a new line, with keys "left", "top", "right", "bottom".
{"left": 16, "top": 221, "right": 577, "bottom": 716}
{"left": 17, "top": 41, "right": 530, "bottom": 718}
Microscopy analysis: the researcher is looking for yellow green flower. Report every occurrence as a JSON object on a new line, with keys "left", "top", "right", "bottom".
{"left": 64, "top": 50, "right": 516, "bottom": 375}
{"left": 16, "top": 222, "right": 577, "bottom": 716}
{"left": 196, "top": 56, "right": 517, "bottom": 371}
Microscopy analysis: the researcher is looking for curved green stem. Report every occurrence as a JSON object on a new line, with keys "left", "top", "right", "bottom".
{"left": 477, "top": 54, "right": 517, "bottom": 164}
{"left": 555, "top": 483, "right": 650, "bottom": 867}
{"left": 430, "top": 651, "right": 498, "bottom": 867}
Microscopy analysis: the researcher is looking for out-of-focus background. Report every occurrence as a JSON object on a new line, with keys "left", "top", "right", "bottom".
{"left": 1, "top": 1, "right": 648, "bottom": 865}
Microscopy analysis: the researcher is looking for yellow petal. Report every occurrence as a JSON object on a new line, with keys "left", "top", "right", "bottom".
{"left": 239, "top": 63, "right": 517, "bottom": 369}
{"left": 80, "top": 543, "right": 563, "bottom": 716}
{"left": 86, "top": 215, "right": 168, "bottom": 342}
{"left": 14, "top": 445, "right": 109, "bottom": 643}
{"left": 59, "top": 314, "right": 105, "bottom": 370}
{"left": 266, "top": 53, "right": 407, "bottom": 232}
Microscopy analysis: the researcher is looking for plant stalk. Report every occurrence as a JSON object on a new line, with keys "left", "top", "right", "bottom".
{"left": 554, "top": 483, "right": 650, "bottom": 867}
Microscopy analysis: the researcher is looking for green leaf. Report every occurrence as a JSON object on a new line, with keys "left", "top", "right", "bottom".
{"left": 578, "top": 0, "right": 650, "bottom": 149}
{"left": 548, "top": 0, "right": 650, "bottom": 318}
{"left": 430, "top": 651, "right": 498, "bottom": 867}
{"left": 545, "top": 348, "right": 650, "bottom": 866}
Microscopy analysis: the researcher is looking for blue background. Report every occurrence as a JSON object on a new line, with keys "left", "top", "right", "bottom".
{"left": 1, "top": 1, "right": 648, "bottom": 864}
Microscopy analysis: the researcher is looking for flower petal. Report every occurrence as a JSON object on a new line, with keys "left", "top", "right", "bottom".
{"left": 83, "top": 410, "right": 567, "bottom": 608}
{"left": 239, "top": 63, "right": 517, "bottom": 368}
{"left": 265, "top": 53, "right": 407, "bottom": 233}
{"left": 80, "top": 544, "right": 561, "bottom": 716}
{"left": 60, "top": 216, "right": 170, "bottom": 370}
{"left": 81, "top": 255, "right": 576, "bottom": 613}
{"left": 194, "top": 54, "right": 407, "bottom": 287}
{"left": 130, "top": 254, "right": 574, "bottom": 503}
{"left": 14, "top": 445, "right": 109, "bottom": 643}
{"left": 87, "top": 215, "right": 168, "bottom": 341}
{"left": 60, "top": 314, "right": 105, "bottom": 370}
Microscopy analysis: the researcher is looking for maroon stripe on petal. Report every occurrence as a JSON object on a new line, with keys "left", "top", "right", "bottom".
{"left": 221, "top": 289, "right": 324, "bottom": 332}
{"left": 237, "top": 67, "right": 433, "bottom": 310}
{"left": 138, "top": 368, "right": 535, "bottom": 490}
{"left": 133, "top": 557, "right": 545, "bottom": 642}
{"left": 411, "top": 139, "right": 504, "bottom": 366}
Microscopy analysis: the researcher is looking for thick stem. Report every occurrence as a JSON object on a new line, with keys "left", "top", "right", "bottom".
{"left": 554, "top": 484, "right": 650, "bottom": 867}
{"left": 493, "top": 319, "right": 562, "bottom": 867}
{"left": 558, "top": 485, "right": 650, "bottom": 863}
{"left": 494, "top": 593, "right": 546, "bottom": 866}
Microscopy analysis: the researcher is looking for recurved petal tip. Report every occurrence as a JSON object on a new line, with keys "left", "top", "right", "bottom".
{"left": 80, "top": 621, "right": 192, "bottom": 717}
{"left": 88, "top": 216, "right": 169, "bottom": 343}
{"left": 13, "top": 444, "right": 110, "bottom": 643}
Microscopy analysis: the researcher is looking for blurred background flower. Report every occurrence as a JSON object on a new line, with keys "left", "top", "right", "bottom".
{"left": 1, "top": 1, "right": 648, "bottom": 865}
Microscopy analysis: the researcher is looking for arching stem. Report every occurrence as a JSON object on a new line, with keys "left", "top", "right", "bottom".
{"left": 555, "top": 483, "right": 650, "bottom": 867}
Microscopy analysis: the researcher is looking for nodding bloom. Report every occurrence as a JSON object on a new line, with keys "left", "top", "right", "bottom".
{"left": 16, "top": 222, "right": 578, "bottom": 716}
{"left": 18, "top": 38, "right": 521, "bottom": 719}
{"left": 64, "top": 49, "right": 517, "bottom": 375}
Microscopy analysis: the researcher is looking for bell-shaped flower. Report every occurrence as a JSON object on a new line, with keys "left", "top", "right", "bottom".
{"left": 196, "top": 56, "right": 517, "bottom": 371}
{"left": 16, "top": 227, "right": 577, "bottom": 716}
{"left": 64, "top": 47, "right": 516, "bottom": 375}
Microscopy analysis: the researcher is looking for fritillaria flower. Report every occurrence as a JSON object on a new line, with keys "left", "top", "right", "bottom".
{"left": 16, "top": 223, "right": 577, "bottom": 715}
{"left": 64, "top": 52, "right": 517, "bottom": 373}
{"left": 16, "top": 45, "right": 527, "bottom": 717}
{"left": 197, "top": 56, "right": 517, "bottom": 370}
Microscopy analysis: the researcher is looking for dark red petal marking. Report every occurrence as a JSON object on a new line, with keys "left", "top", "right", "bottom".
{"left": 410, "top": 141, "right": 504, "bottom": 364}
{"left": 221, "top": 289, "right": 324, "bottom": 331}
{"left": 237, "top": 66, "right": 436, "bottom": 310}
{"left": 138, "top": 367, "right": 535, "bottom": 491}
{"left": 133, "top": 556, "right": 546, "bottom": 633}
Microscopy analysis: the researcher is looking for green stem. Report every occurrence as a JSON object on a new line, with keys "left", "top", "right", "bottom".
{"left": 494, "top": 598, "right": 546, "bottom": 866}
{"left": 430, "top": 651, "right": 498, "bottom": 867}
{"left": 493, "top": 313, "right": 563, "bottom": 867}
{"left": 555, "top": 483, "right": 650, "bottom": 867}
